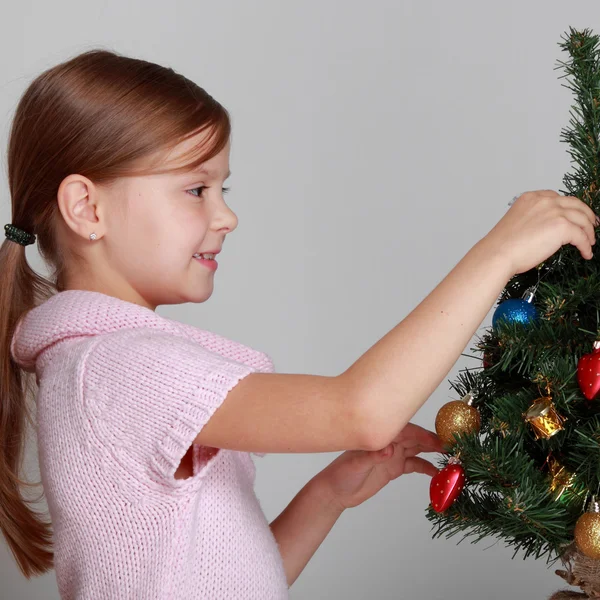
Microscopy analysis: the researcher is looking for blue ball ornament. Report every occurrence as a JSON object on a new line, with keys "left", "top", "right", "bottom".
{"left": 492, "top": 297, "right": 539, "bottom": 330}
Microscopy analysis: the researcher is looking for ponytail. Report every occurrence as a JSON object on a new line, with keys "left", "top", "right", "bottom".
{"left": 0, "top": 236, "right": 55, "bottom": 576}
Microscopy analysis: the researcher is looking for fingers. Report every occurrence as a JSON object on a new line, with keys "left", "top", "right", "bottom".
{"left": 532, "top": 190, "right": 599, "bottom": 232}
{"left": 559, "top": 207, "right": 595, "bottom": 258}
{"left": 403, "top": 457, "right": 438, "bottom": 477}
{"left": 392, "top": 423, "right": 445, "bottom": 452}
{"left": 564, "top": 206, "right": 596, "bottom": 246}
{"left": 403, "top": 443, "right": 439, "bottom": 458}
{"left": 370, "top": 440, "right": 437, "bottom": 467}
{"left": 559, "top": 198, "right": 598, "bottom": 242}
{"left": 559, "top": 194, "right": 599, "bottom": 227}
{"left": 374, "top": 443, "right": 394, "bottom": 462}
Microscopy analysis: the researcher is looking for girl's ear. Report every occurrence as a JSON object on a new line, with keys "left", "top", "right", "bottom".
{"left": 57, "top": 174, "right": 104, "bottom": 241}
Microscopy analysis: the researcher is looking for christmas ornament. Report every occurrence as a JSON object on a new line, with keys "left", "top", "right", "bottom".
{"left": 523, "top": 396, "right": 566, "bottom": 440}
{"left": 575, "top": 496, "right": 600, "bottom": 559}
{"left": 577, "top": 340, "right": 600, "bottom": 400}
{"left": 490, "top": 417, "right": 510, "bottom": 438}
{"left": 482, "top": 348, "right": 499, "bottom": 369}
{"left": 546, "top": 455, "right": 575, "bottom": 500}
{"left": 435, "top": 392, "right": 481, "bottom": 448}
{"left": 482, "top": 351, "right": 493, "bottom": 369}
{"left": 492, "top": 287, "right": 539, "bottom": 330}
{"left": 429, "top": 456, "right": 465, "bottom": 513}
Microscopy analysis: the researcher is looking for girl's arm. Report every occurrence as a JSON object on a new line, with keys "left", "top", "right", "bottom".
{"left": 341, "top": 238, "right": 513, "bottom": 447}
{"left": 269, "top": 476, "right": 342, "bottom": 587}
{"left": 269, "top": 422, "right": 442, "bottom": 587}
{"left": 196, "top": 239, "right": 513, "bottom": 453}
{"left": 196, "top": 193, "right": 598, "bottom": 454}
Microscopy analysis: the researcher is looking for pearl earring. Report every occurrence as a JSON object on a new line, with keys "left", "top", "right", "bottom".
{"left": 89, "top": 232, "right": 97, "bottom": 241}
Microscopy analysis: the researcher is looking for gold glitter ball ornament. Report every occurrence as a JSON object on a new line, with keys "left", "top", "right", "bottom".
{"left": 575, "top": 498, "right": 600, "bottom": 559}
{"left": 435, "top": 392, "right": 481, "bottom": 448}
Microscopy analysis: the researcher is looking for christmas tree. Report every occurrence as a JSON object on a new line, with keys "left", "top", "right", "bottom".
{"left": 425, "top": 27, "right": 600, "bottom": 599}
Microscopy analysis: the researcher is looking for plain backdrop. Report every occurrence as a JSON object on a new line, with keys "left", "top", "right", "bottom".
{"left": 1, "top": 1, "right": 598, "bottom": 598}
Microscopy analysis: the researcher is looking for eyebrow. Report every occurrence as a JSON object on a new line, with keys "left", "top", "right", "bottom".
{"left": 193, "top": 167, "right": 232, "bottom": 178}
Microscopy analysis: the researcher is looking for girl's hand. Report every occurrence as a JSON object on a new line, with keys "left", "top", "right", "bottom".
{"left": 482, "top": 190, "right": 599, "bottom": 276}
{"left": 312, "top": 423, "right": 445, "bottom": 512}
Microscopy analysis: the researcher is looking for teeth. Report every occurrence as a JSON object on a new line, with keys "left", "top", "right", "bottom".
{"left": 193, "top": 253, "right": 215, "bottom": 260}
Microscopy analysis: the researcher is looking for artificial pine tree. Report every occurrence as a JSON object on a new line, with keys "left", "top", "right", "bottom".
{"left": 425, "top": 27, "right": 600, "bottom": 599}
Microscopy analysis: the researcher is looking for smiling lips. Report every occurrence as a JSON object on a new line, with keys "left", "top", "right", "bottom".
{"left": 193, "top": 254, "right": 218, "bottom": 270}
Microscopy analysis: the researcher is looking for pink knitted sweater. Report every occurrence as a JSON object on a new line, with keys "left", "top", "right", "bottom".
{"left": 10, "top": 290, "right": 289, "bottom": 599}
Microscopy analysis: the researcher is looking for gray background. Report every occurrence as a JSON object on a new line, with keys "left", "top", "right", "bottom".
{"left": 0, "top": 1, "right": 596, "bottom": 598}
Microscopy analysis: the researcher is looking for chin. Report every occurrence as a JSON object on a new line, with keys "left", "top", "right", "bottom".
{"left": 185, "top": 287, "right": 214, "bottom": 304}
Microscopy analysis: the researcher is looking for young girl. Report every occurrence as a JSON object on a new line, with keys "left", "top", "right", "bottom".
{"left": 1, "top": 48, "right": 598, "bottom": 600}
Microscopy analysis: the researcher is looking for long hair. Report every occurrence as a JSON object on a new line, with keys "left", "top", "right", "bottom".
{"left": 0, "top": 47, "right": 231, "bottom": 577}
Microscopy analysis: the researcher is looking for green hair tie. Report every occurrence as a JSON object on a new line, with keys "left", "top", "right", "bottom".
{"left": 4, "top": 224, "right": 36, "bottom": 246}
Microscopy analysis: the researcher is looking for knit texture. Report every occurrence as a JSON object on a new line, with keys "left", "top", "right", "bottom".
{"left": 10, "top": 290, "right": 288, "bottom": 599}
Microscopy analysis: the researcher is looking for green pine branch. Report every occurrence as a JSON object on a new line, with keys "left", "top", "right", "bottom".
{"left": 425, "top": 26, "right": 600, "bottom": 564}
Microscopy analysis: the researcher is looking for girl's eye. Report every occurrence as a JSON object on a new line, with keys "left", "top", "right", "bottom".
{"left": 187, "top": 186, "right": 231, "bottom": 198}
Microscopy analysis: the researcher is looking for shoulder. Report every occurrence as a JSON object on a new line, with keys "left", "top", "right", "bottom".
{"left": 162, "top": 318, "right": 275, "bottom": 373}
{"left": 83, "top": 327, "right": 274, "bottom": 378}
{"left": 80, "top": 327, "right": 267, "bottom": 431}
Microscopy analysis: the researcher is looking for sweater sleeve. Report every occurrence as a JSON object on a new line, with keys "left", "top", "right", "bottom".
{"left": 82, "top": 327, "right": 261, "bottom": 488}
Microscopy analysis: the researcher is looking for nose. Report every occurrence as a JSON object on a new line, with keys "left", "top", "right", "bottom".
{"left": 212, "top": 194, "right": 239, "bottom": 234}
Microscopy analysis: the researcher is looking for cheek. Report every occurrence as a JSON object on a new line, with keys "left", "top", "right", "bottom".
{"left": 158, "top": 213, "right": 210, "bottom": 266}
{"left": 181, "top": 209, "right": 210, "bottom": 242}
{"left": 119, "top": 191, "right": 209, "bottom": 263}
{"left": 113, "top": 198, "right": 174, "bottom": 265}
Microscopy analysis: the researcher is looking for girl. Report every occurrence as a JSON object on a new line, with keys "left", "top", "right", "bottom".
{"left": 1, "top": 48, "right": 598, "bottom": 600}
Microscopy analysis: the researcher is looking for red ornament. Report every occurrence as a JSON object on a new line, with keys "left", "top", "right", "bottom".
{"left": 483, "top": 350, "right": 494, "bottom": 369}
{"left": 429, "top": 458, "right": 465, "bottom": 513}
{"left": 577, "top": 340, "right": 600, "bottom": 400}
